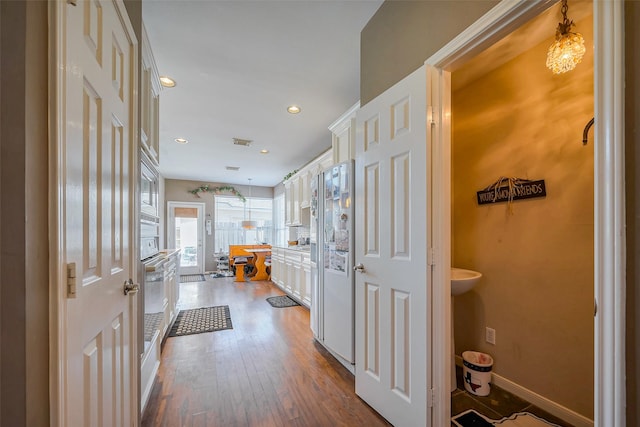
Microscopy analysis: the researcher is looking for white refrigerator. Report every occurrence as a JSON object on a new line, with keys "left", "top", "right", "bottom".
{"left": 310, "top": 160, "right": 355, "bottom": 364}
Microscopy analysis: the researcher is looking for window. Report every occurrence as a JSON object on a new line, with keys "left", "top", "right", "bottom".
{"left": 214, "top": 195, "right": 273, "bottom": 252}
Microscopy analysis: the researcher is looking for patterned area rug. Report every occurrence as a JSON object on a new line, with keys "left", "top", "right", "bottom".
{"left": 452, "top": 409, "right": 561, "bottom": 427}
{"left": 266, "top": 295, "right": 300, "bottom": 308}
{"left": 180, "top": 274, "right": 206, "bottom": 283}
{"left": 168, "top": 305, "right": 233, "bottom": 337}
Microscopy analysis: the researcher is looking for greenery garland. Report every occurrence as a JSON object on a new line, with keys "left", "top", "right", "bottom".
{"left": 188, "top": 184, "right": 245, "bottom": 202}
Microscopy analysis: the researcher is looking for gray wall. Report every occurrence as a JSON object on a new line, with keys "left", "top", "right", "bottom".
{"left": 0, "top": 1, "right": 50, "bottom": 425}
{"left": 360, "top": 0, "right": 498, "bottom": 105}
{"left": 164, "top": 179, "right": 274, "bottom": 272}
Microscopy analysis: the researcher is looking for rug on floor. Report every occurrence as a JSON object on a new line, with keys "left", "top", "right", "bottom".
{"left": 180, "top": 274, "right": 206, "bottom": 283}
{"left": 168, "top": 305, "right": 232, "bottom": 337}
{"left": 266, "top": 295, "right": 300, "bottom": 308}
{"left": 452, "top": 409, "right": 561, "bottom": 427}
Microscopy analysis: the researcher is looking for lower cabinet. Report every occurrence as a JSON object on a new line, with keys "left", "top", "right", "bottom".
{"left": 141, "top": 249, "right": 180, "bottom": 414}
{"left": 270, "top": 247, "right": 311, "bottom": 308}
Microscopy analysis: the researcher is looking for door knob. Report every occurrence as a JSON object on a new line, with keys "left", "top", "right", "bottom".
{"left": 353, "top": 263, "right": 365, "bottom": 273}
{"left": 124, "top": 279, "right": 139, "bottom": 296}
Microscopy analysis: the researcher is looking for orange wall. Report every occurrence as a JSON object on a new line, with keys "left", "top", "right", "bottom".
{"left": 452, "top": 16, "right": 594, "bottom": 418}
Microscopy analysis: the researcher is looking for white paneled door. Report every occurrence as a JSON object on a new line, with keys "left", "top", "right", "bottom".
{"left": 55, "top": 1, "right": 138, "bottom": 425}
{"left": 354, "top": 65, "right": 431, "bottom": 426}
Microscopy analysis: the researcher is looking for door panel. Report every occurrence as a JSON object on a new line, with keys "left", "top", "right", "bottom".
{"left": 60, "top": 0, "right": 137, "bottom": 425}
{"left": 355, "top": 65, "right": 430, "bottom": 426}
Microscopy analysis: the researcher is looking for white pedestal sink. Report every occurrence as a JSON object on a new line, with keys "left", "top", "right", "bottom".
{"left": 451, "top": 268, "right": 482, "bottom": 392}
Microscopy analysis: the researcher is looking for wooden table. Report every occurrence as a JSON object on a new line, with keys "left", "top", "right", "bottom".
{"left": 244, "top": 248, "right": 271, "bottom": 281}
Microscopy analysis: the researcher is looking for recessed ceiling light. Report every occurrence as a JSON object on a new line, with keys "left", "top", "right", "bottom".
{"left": 260, "top": 149, "right": 269, "bottom": 154}
{"left": 160, "top": 76, "right": 176, "bottom": 88}
{"left": 175, "top": 138, "right": 188, "bottom": 144}
{"left": 287, "top": 105, "right": 301, "bottom": 114}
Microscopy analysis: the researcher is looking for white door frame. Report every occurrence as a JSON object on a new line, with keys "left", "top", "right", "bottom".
{"left": 427, "top": 1, "right": 624, "bottom": 426}
{"left": 167, "top": 201, "right": 206, "bottom": 274}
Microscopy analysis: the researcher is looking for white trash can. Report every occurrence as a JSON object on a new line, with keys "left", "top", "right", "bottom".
{"left": 462, "top": 351, "right": 493, "bottom": 396}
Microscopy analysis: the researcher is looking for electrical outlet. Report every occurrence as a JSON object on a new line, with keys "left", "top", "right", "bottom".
{"left": 486, "top": 327, "right": 496, "bottom": 345}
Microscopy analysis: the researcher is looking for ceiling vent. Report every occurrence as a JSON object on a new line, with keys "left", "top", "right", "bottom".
{"left": 225, "top": 166, "right": 240, "bottom": 171}
{"left": 233, "top": 138, "right": 252, "bottom": 147}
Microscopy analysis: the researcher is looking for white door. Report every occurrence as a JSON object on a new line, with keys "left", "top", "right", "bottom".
{"left": 168, "top": 202, "right": 205, "bottom": 275}
{"left": 354, "top": 65, "right": 431, "bottom": 426}
{"left": 56, "top": 0, "right": 138, "bottom": 425}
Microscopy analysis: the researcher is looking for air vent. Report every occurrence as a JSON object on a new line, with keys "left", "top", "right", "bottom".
{"left": 233, "top": 138, "right": 252, "bottom": 147}
{"left": 225, "top": 166, "right": 240, "bottom": 171}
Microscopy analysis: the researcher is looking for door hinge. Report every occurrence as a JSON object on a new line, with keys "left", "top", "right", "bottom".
{"left": 67, "top": 262, "right": 77, "bottom": 298}
{"left": 427, "top": 387, "right": 436, "bottom": 407}
{"left": 427, "top": 248, "right": 436, "bottom": 266}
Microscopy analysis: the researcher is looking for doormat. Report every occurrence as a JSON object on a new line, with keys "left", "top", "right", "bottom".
{"left": 168, "top": 305, "right": 232, "bottom": 337}
{"left": 180, "top": 274, "right": 206, "bottom": 283}
{"left": 452, "top": 409, "right": 561, "bottom": 427}
{"left": 266, "top": 295, "right": 300, "bottom": 308}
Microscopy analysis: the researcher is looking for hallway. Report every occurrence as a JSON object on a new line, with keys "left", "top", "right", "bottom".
{"left": 141, "top": 277, "right": 391, "bottom": 426}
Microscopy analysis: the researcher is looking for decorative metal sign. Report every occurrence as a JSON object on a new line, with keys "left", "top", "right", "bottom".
{"left": 477, "top": 177, "right": 546, "bottom": 205}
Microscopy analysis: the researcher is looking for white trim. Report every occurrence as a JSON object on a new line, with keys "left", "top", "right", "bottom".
{"left": 426, "top": 0, "right": 626, "bottom": 425}
{"left": 328, "top": 101, "right": 360, "bottom": 132}
{"left": 593, "top": 0, "right": 626, "bottom": 425}
{"left": 427, "top": 64, "right": 452, "bottom": 425}
{"left": 49, "top": 2, "right": 67, "bottom": 425}
{"left": 427, "top": 0, "right": 556, "bottom": 69}
{"left": 455, "top": 356, "right": 594, "bottom": 427}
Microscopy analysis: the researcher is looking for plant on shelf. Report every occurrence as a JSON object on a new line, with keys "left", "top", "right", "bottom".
{"left": 283, "top": 169, "right": 298, "bottom": 182}
{"left": 188, "top": 184, "right": 245, "bottom": 202}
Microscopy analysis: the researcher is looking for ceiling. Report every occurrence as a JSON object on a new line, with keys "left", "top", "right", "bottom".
{"left": 142, "top": 0, "right": 384, "bottom": 188}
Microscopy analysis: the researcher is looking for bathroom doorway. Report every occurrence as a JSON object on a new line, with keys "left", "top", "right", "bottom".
{"left": 425, "top": 0, "right": 624, "bottom": 425}
{"left": 449, "top": 2, "right": 594, "bottom": 424}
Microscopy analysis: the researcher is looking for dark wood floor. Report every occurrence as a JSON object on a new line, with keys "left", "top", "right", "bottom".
{"left": 141, "top": 276, "right": 392, "bottom": 427}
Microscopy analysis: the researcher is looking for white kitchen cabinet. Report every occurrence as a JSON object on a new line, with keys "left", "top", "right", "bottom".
{"left": 284, "top": 176, "right": 302, "bottom": 226}
{"left": 329, "top": 102, "right": 359, "bottom": 164}
{"left": 283, "top": 150, "right": 333, "bottom": 227}
{"left": 270, "top": 247, "right": 311, "bottom": 308}
{"left": 292, "top": 177, "right": 301, "bottom": 225}
{"left": 284, "top": 181, "right": 293, "bottom": 225}
{"left": 300, "top": 171, "right": 310, "bottom": 208}
{"left": 270, "top": 247, "right": 283, "bottom": 286}
{"left": 301, "top": 253, "right": 311, "bottom": 306}
{"left": 141, "top": 25, "right": 161, "bottom": 168}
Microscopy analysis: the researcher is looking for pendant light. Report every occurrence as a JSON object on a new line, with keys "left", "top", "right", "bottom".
{"left": 545, "top": 0, "right": 585, "bottom": 74}
{"left": 241, "top": 178, "right": 257, "bottom": 229}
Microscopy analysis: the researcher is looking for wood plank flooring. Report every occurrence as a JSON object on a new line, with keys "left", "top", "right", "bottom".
{"left": 142, "top": 277, "right": 391, "bottom": 427}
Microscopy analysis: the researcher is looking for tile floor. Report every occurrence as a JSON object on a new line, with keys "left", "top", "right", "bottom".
{"left": 451, "top": 366, "right": 574, "bottom": 426}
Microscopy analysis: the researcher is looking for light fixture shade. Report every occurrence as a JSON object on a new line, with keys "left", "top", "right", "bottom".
{"left": 241, "top": 220, "right": 258, "bottom": 229}
{"left": 546, "top": 31, "right": 586, "bottom": 74}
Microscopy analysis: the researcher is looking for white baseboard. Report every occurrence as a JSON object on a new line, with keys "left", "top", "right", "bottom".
{"left": 455, "top": 355, "right": 593, "bottom": 427}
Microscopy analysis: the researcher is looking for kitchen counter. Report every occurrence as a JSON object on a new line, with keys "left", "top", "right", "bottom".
{"left": 275, "top": 245, "right": 311, "bottom": 252}
{"left": 159, "top": 248, "right": 180, "bottom": 257}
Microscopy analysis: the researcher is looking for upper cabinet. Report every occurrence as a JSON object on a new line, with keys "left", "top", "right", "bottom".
{"left": 141, "top": 25, "right": 162, "bottom": 168}
{"left": 284, "top": 149, "right": 332, "bottom": 227}
{"left": 329, "top": 102, "right": 359, "bottom": 164}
